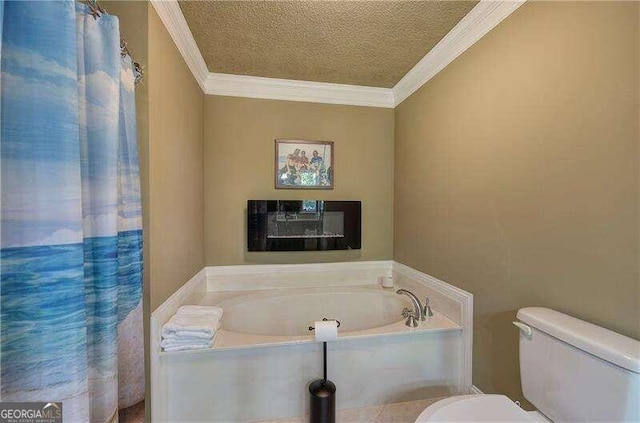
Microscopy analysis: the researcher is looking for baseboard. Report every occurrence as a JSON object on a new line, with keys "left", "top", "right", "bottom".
{"left": 470, "top": 385, "right": 484, "bottom": 395}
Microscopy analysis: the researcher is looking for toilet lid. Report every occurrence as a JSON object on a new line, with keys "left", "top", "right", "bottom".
{"left": 415, "top": 394, "right": 536, "bottom": 422}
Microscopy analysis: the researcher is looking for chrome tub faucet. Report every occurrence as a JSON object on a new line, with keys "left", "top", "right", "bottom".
{"left": 396, "top": 289, "right": 425, "bottom": 326}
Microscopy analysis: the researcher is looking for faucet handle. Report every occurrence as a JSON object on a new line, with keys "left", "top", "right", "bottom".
{"left": 405, "top": 316, "right": 418, "bottom": 328}
{"left": 406, "top": 314, "right": 418, "bottom": 328}
{"left": 402, "top": 308, "right": 419, "bottom": 328}
{"left": 424, "top": 297, "right": 434, "bottom": 318}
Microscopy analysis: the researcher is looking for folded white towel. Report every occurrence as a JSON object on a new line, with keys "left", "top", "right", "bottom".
{"left": 162, "top": 339, "right": 214, "bottom": 352}
{"left": 177, "top": 305, "right": 224, "bottom": 320}
{"left": 161, "top": 337, "right": 214, "bottom": 349}
{"left": 162, "top": 330, "right": 214, "bottom": 340}
{"left": 161, "top": 314, "right": 221, "bottom": 339}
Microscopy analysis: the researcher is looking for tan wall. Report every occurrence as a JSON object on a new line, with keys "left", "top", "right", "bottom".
{"left": 148, "top": 8, "right": 204, "bottom": 310}
{"left": 203, "top": 96, "right": 394, "bottom": 265}
{"left": 101, "top": 1, "right": 150, "bottom": 417}
{"left": 394, "top": 1, "right": 639, "bottom": 406}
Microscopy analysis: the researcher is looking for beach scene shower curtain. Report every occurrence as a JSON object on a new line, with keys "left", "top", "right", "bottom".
{"left": 1, "top": 1, "right": 144, "bottom": 421}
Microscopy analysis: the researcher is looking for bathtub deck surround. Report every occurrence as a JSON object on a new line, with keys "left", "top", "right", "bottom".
{"left": 177, "top": 287, "right": 459, "bottom": 351}
{"left": 150, "top": 261, "right": 473, "bottom": 422}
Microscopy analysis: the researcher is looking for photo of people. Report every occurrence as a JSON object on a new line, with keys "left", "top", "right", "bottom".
{"left": 275, "top": 140, "right": 333, "bottom": 189}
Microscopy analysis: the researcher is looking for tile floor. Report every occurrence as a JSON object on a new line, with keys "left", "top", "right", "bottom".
{"left": 258, "top": 397, "right": 444, "bottom": 423}
{"left": 119, "top": 397, "right": 442, "bottom": 422}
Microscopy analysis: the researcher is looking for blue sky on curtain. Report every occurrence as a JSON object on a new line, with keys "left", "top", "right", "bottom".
{"left": 0, "top": 1, "right": 143, "bottom": 421}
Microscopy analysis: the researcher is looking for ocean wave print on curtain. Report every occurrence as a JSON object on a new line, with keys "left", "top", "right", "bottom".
{"left": 0, "top": 1, "right": 144, "bottom": 421}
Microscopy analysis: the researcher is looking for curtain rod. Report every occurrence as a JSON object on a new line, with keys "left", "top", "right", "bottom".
{"left": 80, "top": 0, "right": 144, "bottom": 84}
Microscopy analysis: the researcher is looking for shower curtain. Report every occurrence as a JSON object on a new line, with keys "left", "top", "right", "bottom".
{"left": 1, "top": 1, "right": 144, "bottom": 421}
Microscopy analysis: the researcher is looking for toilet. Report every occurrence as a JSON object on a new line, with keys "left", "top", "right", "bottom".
{"left": 416, "top": 307, "right": 640, "bottom": 422}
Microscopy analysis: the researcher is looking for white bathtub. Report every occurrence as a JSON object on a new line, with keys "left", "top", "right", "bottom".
{"left": 195, "top": 286, "right": 460, "bottom": 352}
{"left": 219, "top": 287, "right": 406, "bottom": 336}
{"left": 151, "top": 261, "right": 472, "bottom": 422}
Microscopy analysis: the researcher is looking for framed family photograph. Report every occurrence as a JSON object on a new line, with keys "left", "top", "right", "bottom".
{"left": 275, "top": 139, "right": 334, "bottom": 189}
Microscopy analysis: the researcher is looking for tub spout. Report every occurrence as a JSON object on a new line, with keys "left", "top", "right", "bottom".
{"left": 396, "top": 289, "right": 424, "bottom": 322}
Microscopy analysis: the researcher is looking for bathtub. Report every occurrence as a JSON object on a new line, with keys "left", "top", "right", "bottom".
{"left": 151, "top": 261, "right": 472, "bottom": 422}
{"left": 220, "top": 287, "right": 406, "bottom": 336}
{"left": 191, "top": 286, "right": 460, "bottom": 351}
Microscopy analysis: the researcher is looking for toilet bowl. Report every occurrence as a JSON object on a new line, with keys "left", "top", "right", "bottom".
{"left": 414, "top": 307, "right": 640, "bottom": 423}
{"left": 415, "top": 395, "right": 549, "bottom": 422}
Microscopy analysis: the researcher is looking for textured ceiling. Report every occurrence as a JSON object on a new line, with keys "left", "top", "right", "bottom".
{"left": 179, "top": 1, "right": 478, "bottom": 88}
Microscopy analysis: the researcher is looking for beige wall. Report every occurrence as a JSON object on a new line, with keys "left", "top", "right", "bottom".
{"left": 394, "top": 0, "right": 639, "bottom": 406}
{"left": 104, "top": 4, "right": 206, "bottom": 417}
{"left": 109, "top": 1, "right": 638, "bottom": 414}
{"left": 203, "top": 96, "right": 394, "bottom": 265}
{"left": 101, "top": 1, "right": 151, "bottom": 417}
{"left": 148, "top": 7, "right": 204, "bottom": 310}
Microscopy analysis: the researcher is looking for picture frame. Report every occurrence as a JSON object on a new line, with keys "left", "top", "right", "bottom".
{"left": 275, "top": 139, "right": 334, "bottom": 189}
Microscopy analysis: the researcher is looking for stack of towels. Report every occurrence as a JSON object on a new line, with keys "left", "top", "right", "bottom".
{"left": 161, "top": 305, "right": 223, "bottom": 352}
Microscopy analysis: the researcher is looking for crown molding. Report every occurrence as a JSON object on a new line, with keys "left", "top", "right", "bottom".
{"left": 149, "top": 0, "right": 209, "bottom": 90}
{"left": 393, "top": 0, "right": 526, "bottom": 106}
{"left": 151, "top": 0, "right": 526, "bottom": 108}
{"left": 204, "top": 73, "right": 395, "bottom": 108}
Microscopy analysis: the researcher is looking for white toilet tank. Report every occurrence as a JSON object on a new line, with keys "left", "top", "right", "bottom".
{"left": 516, "top": 307, "right": 640, "bottom": 423}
